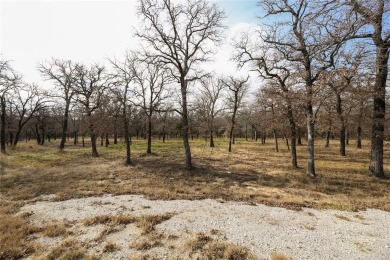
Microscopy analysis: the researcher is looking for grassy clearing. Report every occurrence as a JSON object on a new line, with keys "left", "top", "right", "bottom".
{"left": 0, "top": 137, "right": 389, "bottom": 258}
{"left": 1, "top": 138, "right": 389, "bottom": 212}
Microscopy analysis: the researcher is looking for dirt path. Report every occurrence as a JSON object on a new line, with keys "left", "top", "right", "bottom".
{"left": 20, "top": 194, "right": 390, "bottom": 259}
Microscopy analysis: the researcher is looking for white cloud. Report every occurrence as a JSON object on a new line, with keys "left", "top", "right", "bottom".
{"left": 1, "top": 0, "right": 139, "bottom": 85}
{"left": 0, "top": 0, "right": 260, "bottom": 88}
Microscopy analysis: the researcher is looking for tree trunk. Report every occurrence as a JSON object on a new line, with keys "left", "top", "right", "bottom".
{"left": 340, "top": 126, "right": 346, "bottom": 156}
{"left": 90, "top": 122, "right": 98, "bottom": 157}
{"left": 357, "top": 126, "right": 362, "bottom": 149}
{"left": 82, "top": 135, "right": 85, "bottom": 147}
{"left": 286, "top": 104, "right": 297, "bottom": 168}
{"left": 13, "top": 125, "right": 23, "bottom": 147}
{"left": 284, "top": 134, "right": 290, "bottom": 151}
{"left": 0, "top": 97, "right": 6, "bottom": 154}
{"left": 297, "top": 129, "right": 302, "bottom": 145}
{"left": 40, "top": 128, "right": 45, "bottom": 145}
{"left": 123, "top": 95, "right": 132, "bottom": 166}
{"left": 114, "top": 133, "right": 118, "bottom": 144}
{"left": 335, "top": 94, "right": 346, "bottom": 156}
{"left": 210, "top": 118, "right": 215, "bottom": 148}
{"left": 273, "top": 129, "right": 279, "bottom": 153}
{"left": 105, "top": 133, "right": 109, "bottom": 147}
{"left": 181, "top": 79, "right": 192, "bottom": 169}
{"left": 369, "top": 46, "right": 388, "bottom": 178}
{"left": 74, "top": 131, "right": 77, "bottom": 145}
{"left": 59, "top": 100, "right": 70, "bottom": 151}
{"left": 325, "top": 129, "right": 331, "bottom": 148}
{"left": 147, "top": 116, "right": 152, "bottom": 154}
{"left": 306, "top": 99, "right": 316, "bottom": 177}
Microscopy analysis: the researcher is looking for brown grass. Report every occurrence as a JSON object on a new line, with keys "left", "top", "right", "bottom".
{"left": 135, "top": 213, "right": 174, "bottom": 234}
{"left": 83, "top": 214, "right": 137, "bottom": 226}
{"left": 185, "top": 232, "right": 258, "bottom": 260}
{"left": 0, "top": 199, "right": 40, "bottom": 259}
{"left": 1, "top": 138, "right": 390, "bottom": 258}
{"left": 83, "top": 212, "right": 173, "bottom": 239}
{"left": 42, "top": 223, "right": 68, "bottom": 237}
{"left": 130, "top": 233, "right": 163, "bottom": 250}
{"left": 103, "top": 241, "right": 120, "bottom": 253}
{"left": 46, "top": 238, "right": 97, "bottom": 260}
{"left": 270, "top": 252, "right": 293, "bottom": 260}
{"left": 2, "top": 138, "right": 389, "bottom": 212}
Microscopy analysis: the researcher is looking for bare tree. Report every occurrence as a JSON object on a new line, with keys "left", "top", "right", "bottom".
{"left": 136, "top": 0, "right": 225, "bottom": 169}
{"left": 12, "top": 84, "right": 47, "bottom": 146}
{"left": 196, "top": 77, "right": 225, "bottom": 148}
{"left": 323, "top": 48, "right": 362, "bottom": 156}
{"left": 73, "top": 64, "right": 107, "bottom": 157}
{"left": 0, "top": 59, "right": 20, "bottom": 153}
{"left": 109, "top": 53, "right": 136, "bottom": 166}
{"left": 342, "top": 0, "right": 390, "bottom": 178}
{"left": 223, "top": 76, "right": 249, "bottom": 153}
{"left": 38, "top": 59, "right": 77, "bottom": 151}
{"left": 258, "top": 0, "right": 356, "bottom": 176}
{"left": 133, "top": 58, "right": 172, "bottom": 154}
{"left": 234, "top": 33, "right": 299, "bottom": 167}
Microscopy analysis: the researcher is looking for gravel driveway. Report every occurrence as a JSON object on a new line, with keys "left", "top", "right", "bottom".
{"left": 20, "top": 195, "right": 390, "bottom": 259}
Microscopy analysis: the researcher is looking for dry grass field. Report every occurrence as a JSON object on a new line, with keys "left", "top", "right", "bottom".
{"left": 0, "top": 137, "right": 389, "bottom": 259}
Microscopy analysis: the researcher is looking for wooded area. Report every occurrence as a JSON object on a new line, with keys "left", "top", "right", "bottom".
{"left": 1, "top": 0, "right": 389, "bottom": 179}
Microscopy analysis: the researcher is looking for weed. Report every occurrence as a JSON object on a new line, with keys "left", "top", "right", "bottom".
{"left": 270, "top": 252, "right": 293, "bottom": 260}
{"left": 42, "top": 223, "right": 68, "bottom": 237}
{"left": 334, "top": 214, "right": 352, "bottom": 221}
{"left": 103, "top": 242, "right": 120, "bottom": 253}
{"left": 135, "top": 213, "right": 174, "bottom": 234}
{"left": 130, "top": 234, "right": 163, "bottom": 250}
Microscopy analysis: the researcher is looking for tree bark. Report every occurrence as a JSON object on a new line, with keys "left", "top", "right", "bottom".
{"left": 306, "top": 99, "right": 316, "bottom": 177}
{"left": 286, "top": 104, "right": 297, "bottom": 168}
{"left": 273, "top": 129, "right": 279, "bottom": 153}
{"left": 90, "top": 124, "right": 98, "bottom": 157}
{"left": 105, "top": 133, "right": 109, "bottom": 147}
{"left": 357, "top": 126, "right": 362, "bottom": 149}
{"left": 147, "top": 117, "right": 152, "bottom": 154}
{"left": 325, "top": 129, "right": 331, "bottom": 148}
{"left": 369, "top": 46, "right": 388, "bottom": 178}
{"left": 181, "top": 79, "right": 192, "bottom": 168}
{"left": 59, "top": 100, "right": 70, "bottom": 151}
{"left": 0, "top": 96, "right": 6, "bottom": 153}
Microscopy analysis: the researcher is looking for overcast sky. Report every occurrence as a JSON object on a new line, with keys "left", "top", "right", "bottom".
{"left": 0, "top": 0, "right": 259, "bottom": 86}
